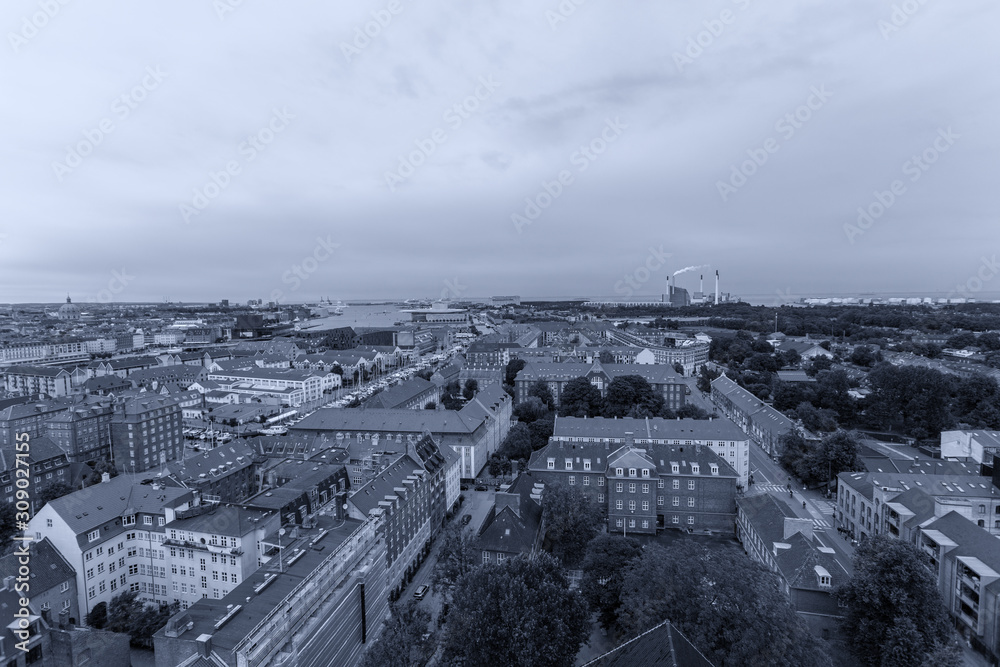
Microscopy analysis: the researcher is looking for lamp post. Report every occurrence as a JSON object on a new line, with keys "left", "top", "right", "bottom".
{"left": 277, "top": 528, "right": 285, "bottom": 573}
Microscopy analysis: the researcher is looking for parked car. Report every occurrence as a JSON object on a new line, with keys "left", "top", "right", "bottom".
{"left": 462, "top": 514, "right": 472, "bottom": 525}
{"left": 474, "top": 485, "right": 487, "bottom": 492}
{"left": 414, "top": 584, "right": 429, "bottom": 600}
{"left": 460, "top": 484, "right": 469, "bottom": 491}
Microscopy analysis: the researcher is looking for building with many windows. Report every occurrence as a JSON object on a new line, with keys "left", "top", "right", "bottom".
{"left": 711, "top": 374, "right": 795, "bottom": 457}
{"left": 163, "top": 505, "right": 278, "bottom": 609}
{"left": 27, "top": 476, "right": 195, "bottom": 621}
{"left": 110, "top": 396, "right": 184, "bottom": 473}
{"left": 44, "top": 401, "right": 114, "bottom": 464}
{"left": 515, "top": 361, "right": 687, "bottom": 412}
{"left": 3, "top": 365, "right": 73, "bottom": 398}
{"left": 528, "top": 436, "right": 738, "bottom": 534}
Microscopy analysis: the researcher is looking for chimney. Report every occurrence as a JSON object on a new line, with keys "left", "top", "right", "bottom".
{"left": 196, "top": 634, "right": 213, "bottom": 657}
{"left": 715, "top": 270, "right": 720, "bottom": 305}
{"left": 3, "top": 575, "right": 14, "bottom": 591}
{"left": 495, "top": 492, "right": 521, "bottom": 519}
{"left": 700, "top": 274, "right": 704, "bottom": 295}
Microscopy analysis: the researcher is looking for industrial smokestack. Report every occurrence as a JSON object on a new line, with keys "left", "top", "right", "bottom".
{"left": 700, "top": 274, "right": 704, "bottom": 295}
{"left": 715, "top": 270, "right": 720, "bottom": 305}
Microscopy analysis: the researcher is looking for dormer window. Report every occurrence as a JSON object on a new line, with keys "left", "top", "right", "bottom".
{"left": 691, "top": 464, "right": 700, "bottom": 475}
{"left": 710, "top": 464, "right": 719, "bottom": 475}
{"left": 671, "top": 463, "right": 679, "bottom": 474}
{"left": 616, "top": 468, "right": 623, "bottom": 477}
{"left": 583, "top": 459, "right": 591, "bottom": 471}
{"left": 547, "top": 458, "right": 555, "bottom": 470}
{"left": 629, "top": 468, "right": 636, "bottom": 477}
{"left": 819, "top": 575, "right": 831, "bottom": 587}
{"left": 641, "top": 469, "right": 649, "bottom": 478}
{"left": 565, "top": 459, "right": 573, "bottom": 470}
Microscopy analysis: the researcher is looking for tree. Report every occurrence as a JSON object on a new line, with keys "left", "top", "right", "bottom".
{"left": 504, "top": 358, "right": 527, "bottom": 387}
{"left": 674, "top": 403, "right": 709, "bottom": 420}
{"left": 423, "top": 401, "right": 436, "bottom": 410}
{"left": 431, "top": 523, "right": 479, "bottom": 596}
{"left": 696, "top": 365, "right": 720, "bottom": 394}
{"left": 86, "top": 601, "right": 108, "bottom": 629}
{"left": 441, "top": 553, "right": 590, "bottom": 667}
{"left": 513, "top": 396, "right": 548, "bottom": 424}
{"left": 35, "top": 482, "right": 73, "bottom": 509}
{"left": 599, "top": 350, "right": 615, "bottom": 364}
{"left": 673, "top": 362, "right": 684, "bottom": 376}
{"left": 0, "top": 504, "right": 17, "bottom": 548}
{"left": 978, "top": 332, "right": 1000, "bottom": 351}
{"left": 528, "top": 380, "right": 556, "bottom": 411}
{"left": 835, "top": 534, "right": 957, "bottom": 667}
{"left": 415, "top": 368, "right": 433, "bottom": 381}
{"left": 488, "top": 453, "right": 511, "bottom": 477}
{"left": 361, "top": 601, "right": 433, "bottom": 667}
{"left": 497, "top": 423, "right": 533, "bottom": 462}
{"left": 463, "top": 378, "right": 479, "bottom": 400}
{"left": 850, "top": 345, "right": 879, "bottom": 367}
{"left": 557, "top": 377, "right": 602, "bottom": 418}
{"left": 580, "top": 534, "right": 643, "bottom": 634}
{"left": 618, "top": 541, "right": 831, "bottom": 667}
{"left": 603, "top": 375, "right": 664, "bottom": 418}
{"left": 805, "top": 357, "right": 833, "bottom": 376}
{"left": 541, "top": 483, "right": 603, "bottom": 567}
{"left": 441, "top": 379, "right": 464, "bottom": 410}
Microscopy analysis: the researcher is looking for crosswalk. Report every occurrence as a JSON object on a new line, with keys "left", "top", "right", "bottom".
{"left": 749, "top": 486, "right": 835, "bottom": 530}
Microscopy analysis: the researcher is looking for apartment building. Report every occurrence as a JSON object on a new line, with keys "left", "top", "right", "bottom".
{"left": 27, "top": 476, "right": 194, "bottom": 620}
{"left": 711, "top": 374, "right": 795, "bottom": 457}
{"left": 110, "top": 396, "right": 184, "bottom": 473}
{"left": 207, "top": 368, "right": 337, "bottom": 406}
{"left": 4, "top": 366, "right": 73, "bottom": 398}
{"left": 515, "top": 360, "right": 687, "bottom": 412}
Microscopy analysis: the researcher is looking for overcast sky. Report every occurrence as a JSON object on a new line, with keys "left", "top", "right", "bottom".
{"left": 1, "top": 0, "right": 998, "bottom": 305}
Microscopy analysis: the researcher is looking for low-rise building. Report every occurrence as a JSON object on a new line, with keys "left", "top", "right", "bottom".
{"left": 478, "top": 474, "right": 545, "bottom": 565}
{"left": 711, "top": 374, "right": 795, "bottom": 457}
{"left": 515, "top": 360, "right": 687, "bottom": 412}
{"left": 528, "top": 436, "right": 738, "bottom": 534}
{"left": 207, "top": 368, "right": 338, "bottom": 406}
{"left": 363, "top": 377, "right": 439, "bottom": 410}
{"left": 4, "top": 366, "right": 73, "bottom": 398}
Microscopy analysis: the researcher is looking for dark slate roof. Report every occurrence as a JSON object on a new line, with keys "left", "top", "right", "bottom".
{"left": 553, "top": 416, "right": 747, "bottom": 443}
{"left": 46, "top": 475, "right": 192, "bottom": 535}
{"left": 583, "top": 619, "right": 714, "bottom": 667}
{"left": 923, "top": 511, "right": 1000, "bottom": 594}
{"left": 363, "top": 377, "right": 435, "bottom": 409}
{"left": 476, "top": 473, "right": 543, "bottom": 556}
{"left": 0, "top": 537, "right": 75, "bottom": 594}
{"left": 349, "top": 454, "right": 424, "bottom": 516}
{"left": 290, "top": 408, "right": 484, "bottom": 435}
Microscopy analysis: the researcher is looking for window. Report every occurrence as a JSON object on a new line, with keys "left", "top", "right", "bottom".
{"left": 123, "top": 515, "right": 135, "bottom": 526}
{"left": 657, "top": 496, "right": 664, "bottom": 506}
{"left": 628, "top": 483, "right": 636, "bottom": 494}
{"left": 583, "top": 476, "right": 590, "bottom": 486}
{"left": 641, "top": 469, "right": 649, "bottom": 477}
{"left": 583, "top": 459, "right": 591, "bottom": 471}
{"left": 60, "top": 581, "right": 69, "bottom": 593}
{"left": 598, "top": 494, "right": 604, "bottom": 503}
{"left": 629, "top": 519, "right": 635, "bottom": 528}
{"left": 97, "top": 563, "right": 104, "bottom": 574}
{"left": 672, "top": 497, "right": 679, "bottom": 507}
{"left": 615, "top": 500, "right": 623, "bottom": 510}
{"left": 85, "top": 552, "right": 93, "bottom": 562}
{"left": 629, "top": 468, "right": 636, "bottom": 477}
{"left": 616, "top": 482, "right": 623, "bottom": 493}
{"left": 819, "top": 575, "right": 831, "bottom": 588}
{"left": 672, "top": 480, "right": 679, "bottom": 490}
{"left": 88, "top": 586, "right": 95, "bottom": 600}
{"left": 568, "top": 476, "right": 575, "bottom": 486}
{"left": 547, "top": 458, "right": 555, "bottom": 470}
{"left": 598, "top": 477, "right": 605, "bottom": 487}
{"left": 46, "top": 518, "right": 53, "bottom": 528}
{"left": 710, "top": 464, "right": 719, "bottom": 475}
{"left": 979, "top": 505, "right": 986, "bottom": 514}
{"left": 628, "top": 500, "right": 636, "bottom": 511}
{"left": 642, "top": 520, "right": 649, "bottom": 529}
{"left": 688, "top": 480, "right": 695, "bottom": 490}
{"left": 641, "top": 483, "right": 649, "bottom": 494}
{"left": 642, "top": 501, "right": 649, "bottom": 511}
{"left": 483, "top": 552, "right": 490, "bottom": 564}
{"left": 87, "top": 530, "right": 100, "bottom": 542}
{"left": 672, "top": 516, "right": 679, "bottom": 524}
{"left": 687, "top": 516, "right": 695, "bottom": 525}
{"left": 688, "top": 497, "right": 695, "bottom": 507}
{"left": 616, "top": 468, "right": 623, "bottom": 477}
{"left": 671, "top": 463, "right": 679, "bottom": 474}
{"left": 86, "top": 568, "right": 94, "bottom": 580}
{"left": 158, "top": 517, "right": 165, "bottom": 526}
{"left": 565, "top": 459, "right": 573, "bottom": 470}
{"left": 143, "top": 516, "right": 153, "bottom": 525}
{"left": 657, "top": 479, "right": 664, "bottom": 488}
{"left": 691, "top": 464, "right": 699, "bottom": 474}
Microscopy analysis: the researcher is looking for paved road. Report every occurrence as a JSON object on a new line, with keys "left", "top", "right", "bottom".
{"left": 747, "top": 440, "right": 855, "bottom": 570}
